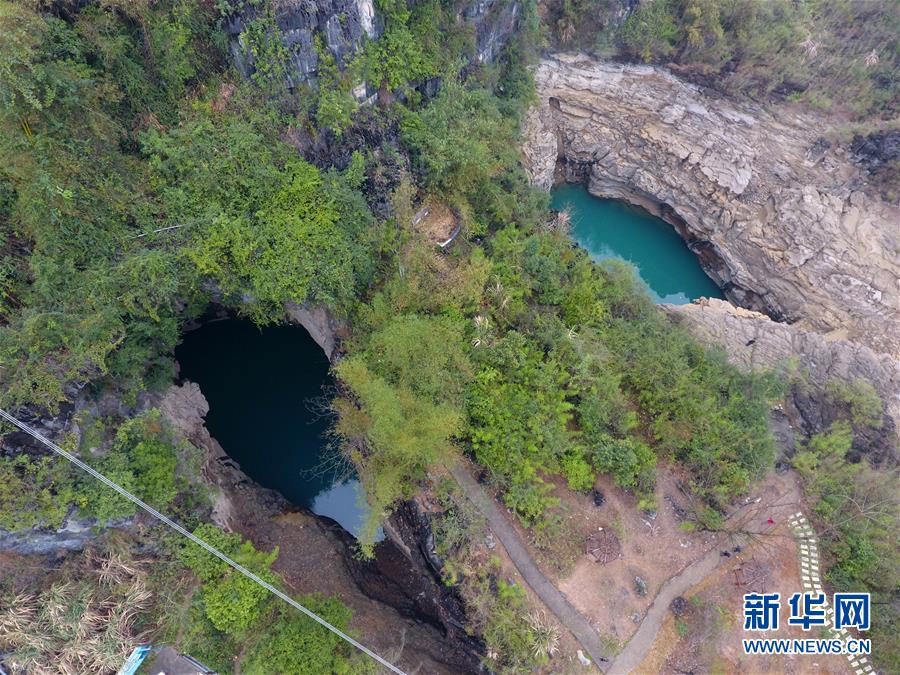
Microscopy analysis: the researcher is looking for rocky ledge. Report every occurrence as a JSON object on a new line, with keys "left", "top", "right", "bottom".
{"left": 664, "top": 299, "right": 899, "bottom": 463}
{"left": 522, "top": 53, "right": 900, "bottom": 358}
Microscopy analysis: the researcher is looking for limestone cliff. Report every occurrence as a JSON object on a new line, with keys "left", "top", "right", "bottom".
{"left": 226, "top": 0, "right": 520, "bottom": 89}
{"left": 284, "top": 301, "right": 344, "bottom": 361}
{"left": 522, "top": 53, "right": 900, "bottom": 358}
{"left": 664, "top": 299, "right": 899, "bottom": 463}
{"left": 225, "top": 0, "right": 378, "bottom": 88}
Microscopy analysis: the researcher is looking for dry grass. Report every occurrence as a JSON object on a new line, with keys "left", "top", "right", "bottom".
{"left": 0, "top": 552, "right": 152, "bottom": 675}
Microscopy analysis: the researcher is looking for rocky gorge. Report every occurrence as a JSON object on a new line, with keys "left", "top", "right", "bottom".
{"left": 523, "top": 53, "right": 900, "bottom": 463}
{"left": 522, "top": 53, "right": 900, "bottom": 360}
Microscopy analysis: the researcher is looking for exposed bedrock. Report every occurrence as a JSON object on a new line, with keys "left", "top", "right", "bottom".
{"left": 225, "top": 0, "right": 520, "bottom": 88}
{"left": 664, "top": 299, "right": 899, "bottom": 463}
{"left": 522, "top": 53, "right": 900, "bottom": 358}
{"left": 285, "top": 301, "right": 345, "bottom": 361}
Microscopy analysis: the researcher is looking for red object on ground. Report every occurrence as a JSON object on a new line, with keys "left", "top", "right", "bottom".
{"left": 766, "top": 518, "right": 775, "bottom": 525}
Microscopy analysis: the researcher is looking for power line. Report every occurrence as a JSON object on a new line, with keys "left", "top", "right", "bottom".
{"left": 0, "top": 408, "right": 405, "bottom": 675}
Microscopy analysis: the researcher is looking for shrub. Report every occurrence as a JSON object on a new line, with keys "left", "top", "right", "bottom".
{"left": 619, "top": 0, "right": 679, "bottom": 62}
{"left": 179, "top": 523, "right": 279, "bottom": 636}
{"left": 481, "top": 580, "right": 544, "bottom": 671}
{"left": 364, "top": 314, "right": 472, "bottom": 405}
{"left": 72, "top": 410, "right": 182, "bottom": 523}
{"left": 561, "top": 451, "right": 595, "bottom": 492}
{"left": 334, "top": 356, "right": 463, "bottom": 554}
{"left": 825, "top": 377, "right": 884, "bottom": 430}
{"left": 0, "top": 455, "right": 75, "bottom": 531}
{"left": 591, "top": 434, "right": 656, "bottom": 493}
{"left": 793, "top": 422, "right": 898, "bottom": 671}
{"left": 242, "top": 598, "right": 362, "bottom": 674}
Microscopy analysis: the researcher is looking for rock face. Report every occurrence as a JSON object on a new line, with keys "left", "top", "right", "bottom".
{"left": 0, "top": 517, "right": 105, "bottom": 557}
{"left": 522, "top": 53, "right": 900, "bottom": 358}
{"left": 226, "top": 0, "right": 520, "bottom": 88}
{"left": 225, "top": 0, "right": 379, "bottom": 88}
{"left": 284, "top": 301, "right": 344, "bottom": 360}
{"left": 664, "top": 299, "right": 899, "bottom": 463}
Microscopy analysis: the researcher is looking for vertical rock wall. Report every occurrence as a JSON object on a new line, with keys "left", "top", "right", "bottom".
{"left": 522, "top": 54, "right": 900, "bottom": 359}
{"left": 226, "top": 0, "right": 521, "bottom": 88}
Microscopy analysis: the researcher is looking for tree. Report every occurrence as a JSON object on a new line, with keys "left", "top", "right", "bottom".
{"left": 365, "top": 314, "right": 472, "bottom": 405}
{"left": 334, "top": 356, "right": 463, "bottom": 554}
{"left": 619, "top": 0, "right": 679, "bottom": 62}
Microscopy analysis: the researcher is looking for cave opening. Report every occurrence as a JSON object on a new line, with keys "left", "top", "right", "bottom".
{"left": 174, "top": 317, "right": 378, "bottom": 540}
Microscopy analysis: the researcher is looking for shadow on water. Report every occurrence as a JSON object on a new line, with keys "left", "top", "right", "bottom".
{"left": 175, "top": 319, "right": 380, "bottom": 541}
{"left": 552, "top": 183, "right": 724, "bottom": 304}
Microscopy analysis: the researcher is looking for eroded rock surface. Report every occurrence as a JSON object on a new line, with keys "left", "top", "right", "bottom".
{"left": 523, "top": 53, "right": 900, "bottom": 358}
{"left": 664, "top": 299, "right": 899, "bottom": 462}
{"left": 226, "top": 0, "right": 520, "bottom": 88}
{"left": 284, "top": 301, "right": 344, "bottom": 361}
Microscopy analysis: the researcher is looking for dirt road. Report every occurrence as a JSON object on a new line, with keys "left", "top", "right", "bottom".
{"left": 450, "top": 463, "right": 613, "bottom": 669}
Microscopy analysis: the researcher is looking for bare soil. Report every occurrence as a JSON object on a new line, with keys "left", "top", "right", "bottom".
{"left": 413, "top": 202, "right": 458, "bottom": 245}
{"left": 477, "top": 460, "right": 847, "bottom": 675}
{"left": 636, "top": 472, "right": 851, "bottom": 674}
{"left": 498, "top": 464, "right": 721, "bottom": 648}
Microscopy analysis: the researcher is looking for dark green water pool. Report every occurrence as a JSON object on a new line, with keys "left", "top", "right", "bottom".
{"left": 551, "top": 184, "right": 723, "bottom": 304}
{"left": 175, "top": 320, "right": 377, "bottom": 540}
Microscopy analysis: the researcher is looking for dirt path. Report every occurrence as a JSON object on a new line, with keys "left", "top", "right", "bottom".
{"left": 606, "top": 544, "right": 733, "bottom": 673}
{"left": 449, "top": 463, "right": 613, "bottom": 669}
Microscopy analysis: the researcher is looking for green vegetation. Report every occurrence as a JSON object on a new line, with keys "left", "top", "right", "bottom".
{"left": 330, "top": 50, "right": 780, "bottom": 552}
{"left": 174, "top": 524, "right": 365, "bottom": 673}
{"left": 0, "top": 410, "right": 200, "bottom": 531}
{"left": 545, "top": 0, "right": 899, "bottom": 120}
{"left": 2, "top": 0, "right": 895, "bottom": 671}
{"left": 76, "top": 411, "right": 186, "bottom": 522}
{"left": 794, "top": 422, "right": 899, "bottom": 671}
{"left": 0, "top": 0, "right": 217, "bottom": 409}
{"left": 142, "top": 92, "right": 383, "bottom": 318}
{"left": 480, "top": 578, "right": 549, "bottom": 670}
{"left": 825, "top": 377, "right": 884, "bottom": 430}
{"left": 0, "top": 454, "right": 76, "bottom": 532}
{"left": 333, "top": 344, "right": 466, "bottom": 553}
{"left": 179, "top": 524, "right": 279, "bottom": 635}
{"left": 431, "top": 480, "right": 564, "bottom": 668}
{"left": 362, "top": 0, "right": 436, "bottom": 95}
{"left": 0, "top": 0, "right": 384, "bottom": 409}
{"left": 241, "top": 599, "right": 364, "bottom": 674}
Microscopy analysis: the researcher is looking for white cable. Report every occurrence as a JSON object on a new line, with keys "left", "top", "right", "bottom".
{"left": 0, "top": 407, "right": 405, "bottom": 675}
